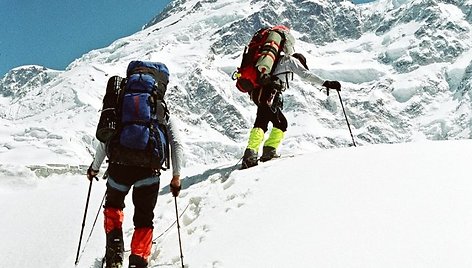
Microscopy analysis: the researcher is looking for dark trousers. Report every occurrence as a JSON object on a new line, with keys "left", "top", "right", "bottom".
{"left": 105, "top": 164, "right": 160, "bottom": 228}
{"left": 254, "top": 104, "right": 288, "bottom": 132}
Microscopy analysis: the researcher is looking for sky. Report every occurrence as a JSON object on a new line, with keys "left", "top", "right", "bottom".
{"left": 0, "top": 0, "right": 377, "bottom": 78}
{"left": 0, "top": 0, "right": 172, "bottom": 77}
{"left": 1, "top": 140, "right": 471, "bottom": 267}
{"left": 0, "top": 0, "right": 471, "bottom": 266}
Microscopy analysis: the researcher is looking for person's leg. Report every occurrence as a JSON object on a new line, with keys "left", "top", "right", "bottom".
{"left": 129, "top": 175, "right": 160, "bottom": 267}
{"left": 104, "top": 176, "right": 132, "bottom": 267}
{"left": 253, "top": 105, "right": 272, "bottom": 133}
{"left": 242, "top": 127, "right": 264, "bottom": 168}
{"left": 261, "top": 109, "right": 288, "bottom": 161}
{"left": 242, "top": 105, "right": 273, "bottom": 168}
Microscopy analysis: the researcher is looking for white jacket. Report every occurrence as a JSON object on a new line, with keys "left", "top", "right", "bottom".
{"left": 273, "top": 55, "right": 325, "bottom": 88}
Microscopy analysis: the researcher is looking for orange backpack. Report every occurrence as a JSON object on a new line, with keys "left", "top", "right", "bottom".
{"left": 232, "top": 25, "right": 290, "bottom": 93}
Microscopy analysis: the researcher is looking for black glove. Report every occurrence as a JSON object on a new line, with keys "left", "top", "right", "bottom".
{"left": 86, "top": 164, "right": 99, "bottom": 181}
{"left": 322, "top": 80, "right": 341, "bottom": 91}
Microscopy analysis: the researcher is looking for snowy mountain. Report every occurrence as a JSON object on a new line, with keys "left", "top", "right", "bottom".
{"left": 1, "top": 0, "right": 472, "bottom": 267}
{"left": 0, "top": 65, "right": 60, "bottom": 99}
{"left": 1, "top": 0, "right": 472, "bottom": 169}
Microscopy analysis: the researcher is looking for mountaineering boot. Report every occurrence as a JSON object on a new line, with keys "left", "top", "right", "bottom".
{"left": 105, "top": 228, "right": 124, "bottom": 268}
{"left": 241, "top": 127, "right": 265, "bottom": 169}
{"left": 260, "top": 146, "right": 280, "bottom": 162}
{"left": 129, "top": 227, "right": 152, "bottom": 268}
{"left": 241, "top": 148, "right": 259, "bottom": 169}
{"left": 128, "top": 254, "right": 148, "bottom": 268}
{"left": 261, "top": 127, "right": 284, "bottom": 162}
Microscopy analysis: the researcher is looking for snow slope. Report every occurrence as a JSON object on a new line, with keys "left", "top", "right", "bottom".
{"left": 1, "top": 140, "right": 471, "bottom": 267}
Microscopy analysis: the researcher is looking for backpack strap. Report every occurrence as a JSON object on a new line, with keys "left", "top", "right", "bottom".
{"left": 161, "top": 123, "right": 171, "bottom": 171}
{"left": 159, "top": 99, "right": 171, "bottom": 170}
{"left": 276, "top": 71, "right": 293, "bottom": 90}
{"left": 269, "top": 70, "right": 293, "bottom": 91}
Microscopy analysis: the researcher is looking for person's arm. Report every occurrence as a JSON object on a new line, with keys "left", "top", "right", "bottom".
{"left": 167, "top": 117, "right": 184, "bottom": 196}
{"left": 87, "top": 142, "right": 106, "bottom": 180}
{"left": 278, "top": 56, "right": 341, "bottom": 90}
{"left": 284, "top": 56, "right": 326, "bottom": 86}
{"left": 167, "top": 117, "right": 183, "bottom": 177}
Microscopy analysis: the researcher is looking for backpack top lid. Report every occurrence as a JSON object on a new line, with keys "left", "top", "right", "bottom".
{"left": 126, "top": 60, "right": 170, "bottom": 99}
{"left": 126, "top": 61, "right": 170, "bottom": 78}
{"left": 271, "top": 25, "right": 290, "bottom": 32}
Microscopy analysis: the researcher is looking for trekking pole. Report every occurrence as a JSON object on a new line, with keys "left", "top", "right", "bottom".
{"left": 174, "top": 196, "right": 185, "bottom": 268}
{"left": 75, "top": 177, "right": 96, "bottom": 265}
{"left": 76, "top": 191, "right": 107, "bottom": 262}
{"left": 335, "top": 89, "right": 357, "bottom": 147}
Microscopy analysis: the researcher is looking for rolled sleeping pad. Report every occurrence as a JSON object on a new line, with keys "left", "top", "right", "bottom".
{"left": 255, "top": 30, "right": 284, "bottom": 75}
{"left": 96, "top": 76, "right": 123, "bottom": 142}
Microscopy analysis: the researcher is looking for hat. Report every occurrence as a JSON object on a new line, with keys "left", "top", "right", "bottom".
{"left": 292, "top": 53, "right": 308, "bottom": 70}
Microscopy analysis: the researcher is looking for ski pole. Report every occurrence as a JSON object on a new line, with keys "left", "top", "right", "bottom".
{"left": 76, "top": 191, "right": 107, "bottom": 261}
{"left": 75, "top": 177, "right": 96, "bottom": 265}
{"left": 174, "top": 196, "right": 185, "bottom": 268}
{"left": 335, "top": 89, "right": 357, "bottom": 147}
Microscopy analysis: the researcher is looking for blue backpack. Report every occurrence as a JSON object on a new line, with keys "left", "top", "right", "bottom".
{"left": 106, "top": 61, "right": 170, "bottom": 170}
